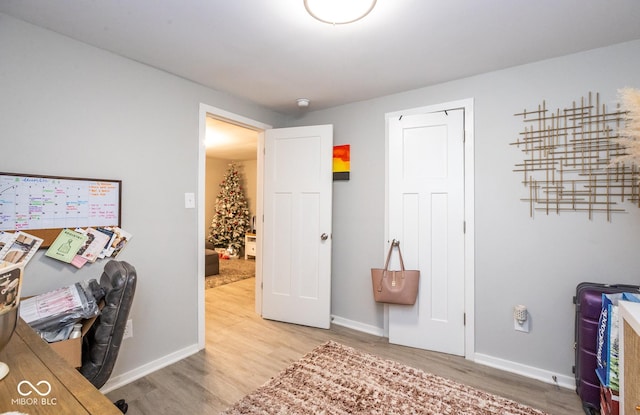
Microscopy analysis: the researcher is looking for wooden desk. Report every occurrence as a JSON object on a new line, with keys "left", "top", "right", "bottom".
{"left": 0, "top": 319, "right": 121, "bottom": 414}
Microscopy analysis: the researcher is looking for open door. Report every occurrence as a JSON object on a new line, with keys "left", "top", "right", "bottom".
{"left": 261, "top": 125, "right": 333, "bottom": 329}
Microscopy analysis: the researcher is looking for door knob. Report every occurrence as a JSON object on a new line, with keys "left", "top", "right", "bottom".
{"left": 321, "top": 233, "right": 329, "bottom": 241}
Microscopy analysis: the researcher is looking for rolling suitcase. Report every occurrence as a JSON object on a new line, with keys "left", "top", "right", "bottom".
{"left": 573, "top": 283, "right": 640, "bottom": 415}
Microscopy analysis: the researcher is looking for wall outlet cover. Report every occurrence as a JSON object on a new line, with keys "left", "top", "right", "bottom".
{"left": 514, "top": 318, "right": 530, "bottom": 333}
{"left": 124, "top": 319, "right": 133, "bottom": 339}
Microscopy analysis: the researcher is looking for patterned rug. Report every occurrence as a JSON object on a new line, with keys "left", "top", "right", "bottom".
{"left": 221, "top": 341, "right": 549, "bottom": 415}
{"left": 205, "top": 257, "right": 255, "bottom": 289}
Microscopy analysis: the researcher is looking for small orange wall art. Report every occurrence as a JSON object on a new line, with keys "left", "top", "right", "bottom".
{"left": 333, "top": 145, "right": 350, "bottom": 181}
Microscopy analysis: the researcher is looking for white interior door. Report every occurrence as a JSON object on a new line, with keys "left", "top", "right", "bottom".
{"left": 387, "top": 109, "right": 465, "bottom": 356}
{"left": 261, "top": 125, "right": 333, "bottom": 329}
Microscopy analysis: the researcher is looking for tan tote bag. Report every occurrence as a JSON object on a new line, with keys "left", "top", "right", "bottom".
{"left": 371, "top": 240, "right": 420, "bottom": 305}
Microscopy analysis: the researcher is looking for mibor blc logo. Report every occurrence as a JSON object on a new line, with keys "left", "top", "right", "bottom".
{"left": 11, "top": 380, "right": 57, "bottom": 406}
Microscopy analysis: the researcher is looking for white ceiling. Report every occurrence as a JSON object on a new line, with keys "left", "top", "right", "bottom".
{"left": 2, "top": 0, "right": 640, "bottom": 160}
{"left": 3, "top": 1, "right": 640, "bottom": 116}
{"left": 205, "top": 117, "right": 258, "bottom": 161}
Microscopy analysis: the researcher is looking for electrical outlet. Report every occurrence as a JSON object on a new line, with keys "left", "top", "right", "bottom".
{"left": 514, "top": 314, "right": 530, "bottom": 333}
{"left": 514, "top": 305, "right": 530, "bottom": 333}
{"left": 123, "top": 319, "right": 133, "bottom": 339}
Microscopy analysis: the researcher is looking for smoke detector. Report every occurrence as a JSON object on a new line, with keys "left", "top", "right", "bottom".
{"left": 296, "top": 98, "right": 310, "bottom": 108}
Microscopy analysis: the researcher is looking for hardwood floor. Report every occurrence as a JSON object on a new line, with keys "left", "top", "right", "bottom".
{"left": 107, "top": 278, "right": 584, "bottom": 414}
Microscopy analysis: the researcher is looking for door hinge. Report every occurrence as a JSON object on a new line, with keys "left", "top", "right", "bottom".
{"left": 463, "top": 221, "right": 466, "bottom": 233}
{"left": 463, "top": 313, "right": 466, "bottom": 326}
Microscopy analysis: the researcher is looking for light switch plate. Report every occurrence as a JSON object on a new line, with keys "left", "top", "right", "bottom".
{"left": 184, "top": 192, "right": 195, "bottom": 209}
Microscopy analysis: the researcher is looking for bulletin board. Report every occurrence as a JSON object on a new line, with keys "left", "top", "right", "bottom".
{"left": 0, "top": 172, "right": 121, "bottom": 247}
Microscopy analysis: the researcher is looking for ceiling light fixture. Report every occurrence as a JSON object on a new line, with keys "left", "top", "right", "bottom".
{"left": 296, "top": 98, "right": 310, "bottom": 108}
{"left": 304, "top": 0, "right": 377, "bottom": 25}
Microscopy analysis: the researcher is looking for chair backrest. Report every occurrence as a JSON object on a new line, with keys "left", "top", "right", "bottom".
{"left": 80, "top": 260, "right": 137, "bottom": 389}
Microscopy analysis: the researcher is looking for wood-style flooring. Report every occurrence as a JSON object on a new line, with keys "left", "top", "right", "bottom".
{"left": 107, "top": 278, "right": 584, "bottom": 414}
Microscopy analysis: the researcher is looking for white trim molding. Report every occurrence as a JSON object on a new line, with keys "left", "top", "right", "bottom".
{"left": 331, "top": 315, "right": 385, "bottom": 337}
{"left": 101, "top": 343, "right": 200, "bottom": 394}
{"left": 474, "top": 353, "right": 575, "bottom": 390}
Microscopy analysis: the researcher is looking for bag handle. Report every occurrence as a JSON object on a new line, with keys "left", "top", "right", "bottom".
{"left": 376, "top": 239, "right": 406, "bottom": 293}
{"left": 383, "top": 239, "right": 406, "bottom": 272}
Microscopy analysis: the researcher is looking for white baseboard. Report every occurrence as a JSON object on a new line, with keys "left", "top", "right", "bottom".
{"left": 100, "top": 343, "right": 201, "bottom": 394}
{"left": 101, "top": 317, "right": 381, "bottom": 394}
{"left": 330, "top": 316, "right": 574, "bottom": 390}
{"left": 474, "top": 353, "right": 575, "bottom": 390}
{"left": 101, "top": 327, "right": 575, "bottom": 395}
{"left": 331, "top": 315, "right": 385, "bottom": 337}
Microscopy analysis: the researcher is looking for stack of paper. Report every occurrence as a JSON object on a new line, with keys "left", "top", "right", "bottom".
{"left": 19, "top": 280, "right": 99, "bottom": 331}
{"left": 44, "top": 226, "right": 133, "bottom": 269}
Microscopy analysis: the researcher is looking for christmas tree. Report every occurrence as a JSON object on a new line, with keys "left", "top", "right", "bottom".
{"left": 208, "top": 163, "right": 251, "bottom": 254}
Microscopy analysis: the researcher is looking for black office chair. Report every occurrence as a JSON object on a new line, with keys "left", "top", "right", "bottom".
{"left": 80, "top": 260, "right": 137, "bottom": 414}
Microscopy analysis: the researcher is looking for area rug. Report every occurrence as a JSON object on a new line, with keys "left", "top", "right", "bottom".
{"left": 221, "top": 341, "right": 549, "bottom": 415}
{"left": 205, "top": 258, "right": 255, "bottom": 289}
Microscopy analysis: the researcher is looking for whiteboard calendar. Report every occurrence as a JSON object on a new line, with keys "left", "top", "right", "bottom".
{"left": 0, "top": 173, "right": 121, "bottom": 231}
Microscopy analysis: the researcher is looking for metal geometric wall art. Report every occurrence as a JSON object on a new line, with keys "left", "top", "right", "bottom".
{"left": 511, "top": 92, "right": 636, "bottom": 221}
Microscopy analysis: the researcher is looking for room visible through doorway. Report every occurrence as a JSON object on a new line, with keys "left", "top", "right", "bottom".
{"left": 204, "top": 117, "right": 259, "bottom": 320}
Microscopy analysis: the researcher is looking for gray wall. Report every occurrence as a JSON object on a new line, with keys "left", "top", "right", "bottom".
{"left": 0, "top": 14, "right": 285, "bottom": 381}
{"left": 288, "top": 39, "right": 640, "bottom": 383}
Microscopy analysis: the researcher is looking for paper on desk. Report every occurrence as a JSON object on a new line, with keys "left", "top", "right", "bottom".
{"left": 0, "top": 232, "right": 14, "bottom": 250}
{"left": 0, "top": 231, "right": 43, "bottom": 267}
{"left": 44, "top": 229, "right": 88, "bottom": 263}
{"left": 19, "top": 283, "right": 84, "bottom": 325}
{"left": 77, "top": 227, "right": 111, "bottom": 262}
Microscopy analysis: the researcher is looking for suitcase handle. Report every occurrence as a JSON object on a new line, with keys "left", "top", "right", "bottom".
{"left": 605, "top": 284, "right": 640, "bottom": 290}
{"left": 573, "top": 283, "right": 640, "bottom": 304}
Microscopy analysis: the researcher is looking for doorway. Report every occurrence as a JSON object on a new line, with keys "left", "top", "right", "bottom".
{"left": 197, "top": 104, "right": 272, "bottom": 349}
{"left": 204, "top": 118, "right": 258, "bottom": 287}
